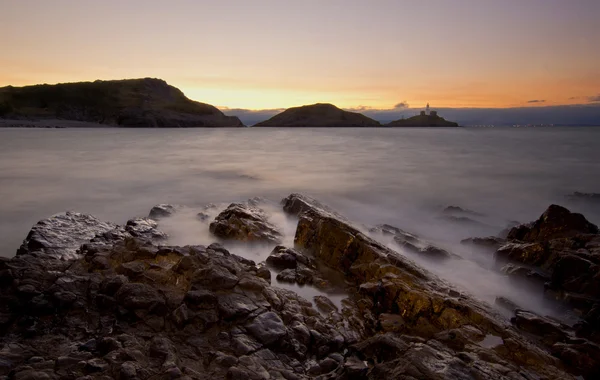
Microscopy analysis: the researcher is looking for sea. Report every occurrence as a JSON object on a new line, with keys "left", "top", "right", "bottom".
{"left": 1, "top": 126, "right": 599, "bottom": 320}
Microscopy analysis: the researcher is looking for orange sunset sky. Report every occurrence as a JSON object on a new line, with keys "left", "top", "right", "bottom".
{"left": 1, "top": 0, "right": 599, "bottom": 110}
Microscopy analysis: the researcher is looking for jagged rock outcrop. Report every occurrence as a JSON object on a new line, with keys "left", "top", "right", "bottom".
{"left": 0, "top": 78, "right": 244, "bottom": 128}
{"left": 282, "top": 194, "right": 583, "bottom": 378}
{"left": 254, "top": 103, "right": 380, "bottom": 128}
{"left": 209, "top": 203, "right": 283, "bottom": 244}
{"left": 2, "top": 197, "right": 597, "bottom": 379}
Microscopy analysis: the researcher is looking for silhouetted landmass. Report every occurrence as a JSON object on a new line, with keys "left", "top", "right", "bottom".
{"left": 386, "top": 113, "right": 459, "bottom": 127}
{"left": 0, "top": 78, "right": 244, "bottom": 127}
{"left": 254, "top": 103, "right": 380, "bottom": 127}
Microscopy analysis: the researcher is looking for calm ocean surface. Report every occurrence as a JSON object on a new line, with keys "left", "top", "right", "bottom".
{"left": 1, "top": 127, "right": 599, "bottom": 317}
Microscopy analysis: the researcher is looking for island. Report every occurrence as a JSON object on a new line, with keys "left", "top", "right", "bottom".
{"left": 0, "top": 78, "right": 244, "bottom": 128}
{"left": 386, "top": 104, "right": 460, "bottom": 127}
{"left": 253, "top": 103, "right": 381, "bottom": 127}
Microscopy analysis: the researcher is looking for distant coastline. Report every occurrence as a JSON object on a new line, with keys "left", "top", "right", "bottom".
{"left": 1, "top": 78, "right": 463, "bottom": 128}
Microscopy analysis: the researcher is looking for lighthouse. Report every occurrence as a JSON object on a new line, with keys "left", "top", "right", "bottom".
{"left": 426, "top": 103, "right": 430, "bottom": 115}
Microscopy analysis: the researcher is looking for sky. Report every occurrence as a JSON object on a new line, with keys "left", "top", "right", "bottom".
{"left": 1, "top": 0, "right": 599, "bottom": 111}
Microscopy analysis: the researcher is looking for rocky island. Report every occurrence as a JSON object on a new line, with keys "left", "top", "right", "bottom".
{"left": 254, "top": 103, "right": 381, "bottom": 127}
{"left": 1, "top": 194, "right": 599, "bottom": 379}
{"left": 386, "top": 105, "right": 459, "bottom": 127}
{"left": 0, "top": 78, "right": 244, "bottom": 128}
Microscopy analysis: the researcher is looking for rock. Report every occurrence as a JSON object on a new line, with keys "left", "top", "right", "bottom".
{"left": 0, "top": 198, "right": 583, "bottom": 380}
{"left": 148, "top": 204, "right": 180, "bottom": 219}
{"left": 501, "top": 263, "right": 550, "bottom": 285}
{"left": 495, "top": 242, "right": 548, "bottom": 266}
{"left": 192, "top": 265, "right": 239, "bottom": 290}
{"left": 16, "top": 212, "right": 117, "bottom": 259}
{"left": 460, "top": 236, "right": 505, "bottom": 250}
{"left": 124, "top": 217, "right": 168, "bottom": 241}
{"left": 566, "top": 191, "right": 600, "bottom": 203}
{"left": 313, "top": 296, "right": 338, "bottom": 314}
{"left": 439, "top": 215, "right": 486, "bottom": 226}
{"left": 512, "top": 310, "right": 570, "bottom": 345}
{"left": 246, "top": 312, "right": 286, "bottom": 345}
{"left": 266, "top": 246, "right": 312, "bottom": 269}
{"left": 495, "top": 296, "right": 523, "bottom": 313}
{"left": 507, "top": 204, "right": 598, "bottom": 242}
{"left": 442, "top": 206, "right": 483, "bottom": 217}
{"left": 184, "top": 289, "right": 217, "bottom": 309}
{"left": 378, "top": 313, "right": 406, "bottom": 332}
{"left": 115, "top": 283, "right": 166, "bottom": 313}
{"left": 209, "top": 203, "right": 283, "bottom": 243}
{"left": 369, "top": 224, "right": 419, "bottom": 243}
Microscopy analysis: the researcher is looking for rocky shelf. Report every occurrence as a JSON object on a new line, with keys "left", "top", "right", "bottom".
{"left": 0, "top": 195, "right": 599, "bottom": 379}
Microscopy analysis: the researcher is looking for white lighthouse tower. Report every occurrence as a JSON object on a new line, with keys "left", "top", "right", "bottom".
{"left": 426, "top": 103, "right": 430, "bottom": 115}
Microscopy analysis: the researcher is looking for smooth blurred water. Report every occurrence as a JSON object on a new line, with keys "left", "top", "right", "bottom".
{"left": 2, "top": 126, "right": 599, "bottom": 319}
{"left": 1, "top": 126, "right": 599, "bottom": 256}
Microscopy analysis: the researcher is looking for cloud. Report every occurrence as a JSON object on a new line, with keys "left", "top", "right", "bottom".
{"left": 588, "top": 94, "right": 600, "bottom": 103}
{"left": 527, "top": 99, "right": 545, "bottom": 103}
{"left": 394, "top": 101, "right": 409, "bottom": 109}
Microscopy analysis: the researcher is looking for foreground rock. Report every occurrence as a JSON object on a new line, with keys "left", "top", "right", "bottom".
{"left": 1, "top": 230, "right": 367, "bottom": 379}
{"left": 209, "top": 203, "right": 283, "bottom": 243}
{"left": 16, "top": 211, "right": 117, "bottom": 259}
{"left": 1, "top": 197, "right": 594, "bottom": 379}
{"left": 488, "top": 204, "right": 600, "bottom": 377}
{"left": 282, "top": 194, "right": 581, "bottom": 378}
{"left": 507, "top": 204, "right": 598, "bottom": 242}
{"left": 369, "top": 224, "right": 455, "bottom": 260}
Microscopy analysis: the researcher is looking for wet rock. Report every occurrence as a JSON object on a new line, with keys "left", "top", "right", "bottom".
{"left": 192, "top": 265, "right": 239, "bottom": 290}
{"left": 566, "top": 191, "right": 600, "bottom": 203}
{"left": 0, "top": 199, "right": 583, "bottom": 380}
{"left": 512, "top": 310, "right": 570, "bottom": 345}
{"left": 443, "top": 205, "right": 484, "bottom": 217}
{"left": 246, "top": 311, "right": 286, "bottom": 345}
{"left": 501, "top": 263, "right": 550, "bottom": 285}
{"left": 439, "top": 215, "right": 486, "bottom": 227}
{"left": 369, "top": 224, "right": 419, "bottom": 243}
{"left": 460, "top": 236, "right": 505, "bottom": 250}
{"left": 551, "top": 341, "right": 600, "bottom": 379}
{"left": 266, "top": 246, "right": 312, "bottom": 270}
{"left": 209, "top": 203, "right": 283, "bottom": 243}
{"left": 16, "top": 212, "right": 117, "bottom": 259}
{"left": 378, "top": 313, "right": 405, "bottom": 333}
{"left": 495, "top": 296, "right": 523, "bottom": 313}
{"left": 507, "top": 204, "right": 598, "bottom": 242}
{"left": 495, "top": 242, "right": 548, "bottom": 266}
{"left": 115, "top": 283, "right": 166, "bottom": 313}
{"left": 314, "top": 296, "right": 338, "bottom": 314}
{"left": 148, "top": 204, "right": 181, "bottom": 219}
{"left": 124, "top": 217, "right": 168, "bottom": 241}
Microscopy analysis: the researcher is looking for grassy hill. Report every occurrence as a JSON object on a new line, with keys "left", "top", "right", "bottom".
{"left": 0, "top": 78, "right": 243, "bottom": 127}
{"left": 254, "top": 103, "right": 380, "bottom": 127}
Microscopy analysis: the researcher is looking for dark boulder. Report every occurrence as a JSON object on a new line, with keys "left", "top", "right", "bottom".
{"left": 266, "top": 245, "right": 313, "bottom": 269}
{"left": 245, "top": 311, "right": 287, "bottom": 345}
{"left": 209, "top": 203, "right": 283, "bottom": 243}
{"left": 507, "top": 205, "right": 598, "bottom": 242}
{"left": 148, "top": 204, "right": 181, "bottom": 219}
{"left": 460, "top": 236, "right": 505, "bottom": 250}
{"left": 17, "top": 212, "right": 117, "bottom": 259}
{"left": 495, "top": 242, "right": 548, "bottom": 266}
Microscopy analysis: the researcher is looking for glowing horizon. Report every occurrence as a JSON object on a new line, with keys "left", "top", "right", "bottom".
{"left": 1, "top": 0, "right": 599, "bottom": 111}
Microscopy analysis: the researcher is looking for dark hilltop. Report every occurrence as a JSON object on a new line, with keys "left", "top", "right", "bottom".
{"left": 0, "top": 78, "right": 244, "bottom": 128}
{"left": 254, "top": 103, "right": 381, "bottom": 127}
